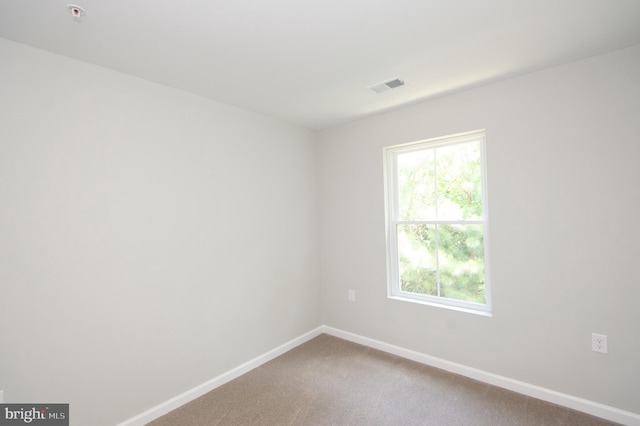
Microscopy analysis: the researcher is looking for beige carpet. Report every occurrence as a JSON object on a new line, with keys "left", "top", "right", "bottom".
{"left": 148, "top": 334, "right": 617, "bottom": 426}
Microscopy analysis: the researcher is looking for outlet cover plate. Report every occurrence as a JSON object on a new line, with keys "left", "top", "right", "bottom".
{"left": 592, "top": 333, "right": 608, "bottom": 354}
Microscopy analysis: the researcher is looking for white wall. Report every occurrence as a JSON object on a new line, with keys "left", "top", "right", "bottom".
{"left": 0, "top": 38, "right": 319, "bottom": 425}
{"left": 317, "top": 44, "right": 640, "bottom": 414}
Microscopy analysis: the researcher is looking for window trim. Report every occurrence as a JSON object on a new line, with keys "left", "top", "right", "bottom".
{"left": 383, "top": 129, "right": 492, "bottom": 316}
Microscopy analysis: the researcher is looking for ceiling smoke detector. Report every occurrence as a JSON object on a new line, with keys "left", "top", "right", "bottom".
{"left": 367, "top": 77, "right": 405, "bottom": 94}
{"left": 67, "top": 4, "right": 86, "bottom": 21}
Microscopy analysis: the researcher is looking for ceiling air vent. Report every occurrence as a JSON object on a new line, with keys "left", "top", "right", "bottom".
{"left": 367, "top": 77, "right": 405, "bottom": 94}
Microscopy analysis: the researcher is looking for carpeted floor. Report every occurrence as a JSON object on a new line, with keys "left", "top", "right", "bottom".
{"left": 148, "top": 334, "right": 618, "bottom": 425}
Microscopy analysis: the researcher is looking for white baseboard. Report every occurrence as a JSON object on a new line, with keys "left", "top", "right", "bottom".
{"left": 322, "top": 326, "right": 640, "bottom": 426}
{"left": 117, "top": 326, "right": 324, "bottom": 426}
{"left": 119, "top": 325, "right": 640, "bottom": 426}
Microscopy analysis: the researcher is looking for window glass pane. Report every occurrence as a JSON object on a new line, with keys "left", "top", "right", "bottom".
{"left": 397, "top": 224, "right": 437, "bottom": 296}
{"left": 438, "top": 224, "right": 485, "bottom": 303}
{"left": 435, "top": 142, "right": 483, "bottom": 220}
{"left": 397, "top": 149, "right": 436, "bottom": 221}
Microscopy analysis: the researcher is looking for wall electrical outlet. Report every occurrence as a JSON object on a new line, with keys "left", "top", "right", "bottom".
{"left": 348, "top": 289, "right": 356, "bottom": 302}
{"left": 0, "top": 389, "right": 4, "bottom": 403}
{"left": 592, "top": 333, "right": 608, "bottom": 354}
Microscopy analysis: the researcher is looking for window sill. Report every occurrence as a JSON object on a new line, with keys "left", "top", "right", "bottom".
{"left": 388, "top": 294, "right": 493, "bottom": 317}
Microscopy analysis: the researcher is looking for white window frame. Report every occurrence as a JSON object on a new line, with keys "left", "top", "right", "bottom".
{"left": 384, "top": 130, "right": 491, "bottom": 316}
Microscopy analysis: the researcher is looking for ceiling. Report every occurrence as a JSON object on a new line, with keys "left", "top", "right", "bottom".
{"left": 1, "top": 0, "right": 640, "bottom": 130}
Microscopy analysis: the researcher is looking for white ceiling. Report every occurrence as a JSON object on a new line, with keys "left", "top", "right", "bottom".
{"left": 1, "top": 0, "right": 640, "bottom": 129}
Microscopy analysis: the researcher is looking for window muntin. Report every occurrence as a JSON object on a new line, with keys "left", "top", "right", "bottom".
{"left": 385, "top": 130, "right": 490, "bottom": 314}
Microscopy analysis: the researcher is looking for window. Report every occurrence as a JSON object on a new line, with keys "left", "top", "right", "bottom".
{"left": 384, "top": 130, "right": 490, "bottom": 315}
